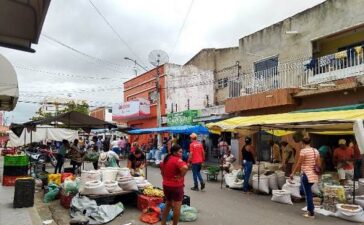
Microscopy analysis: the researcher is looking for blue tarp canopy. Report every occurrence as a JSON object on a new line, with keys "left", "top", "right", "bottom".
{"left": 128, "top": 125, "right": 209, "bottom": 135}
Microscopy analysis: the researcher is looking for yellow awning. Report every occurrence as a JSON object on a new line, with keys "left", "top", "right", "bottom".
{"left": 207, "top": 109, "right": 364, "bottom": 134}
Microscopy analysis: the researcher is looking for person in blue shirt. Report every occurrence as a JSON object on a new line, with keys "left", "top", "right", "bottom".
{"left": 54, "top": 140, "right": 70, "bottom": 174}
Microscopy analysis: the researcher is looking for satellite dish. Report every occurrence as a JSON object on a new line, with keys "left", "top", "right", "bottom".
{"left": 148, "top": 50, "right": 169, "bottom": 67}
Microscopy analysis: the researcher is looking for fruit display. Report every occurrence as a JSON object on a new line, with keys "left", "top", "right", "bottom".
{"left": 143, "top": 186, "right": 164, "bottom": 198}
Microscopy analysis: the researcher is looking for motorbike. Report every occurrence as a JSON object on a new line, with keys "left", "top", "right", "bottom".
{"left": 25, "top": 146, "right": 57, "bottom": 167}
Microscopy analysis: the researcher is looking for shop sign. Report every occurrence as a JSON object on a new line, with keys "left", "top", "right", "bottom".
{"left": 167, "top": 110, "right": 200, "bottom": 126}
{"left": 112, "top": 98, "right": 150, "bottom": 121}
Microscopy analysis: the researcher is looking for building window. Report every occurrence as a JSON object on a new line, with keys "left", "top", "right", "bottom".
{"left": 254, "top": 56, "right": 278, "bottom": 79}
{"left": 217, "top": 79, "right": 223, "bottom": 89}
{"left": 108, "top": 108, "right": 112, "bottom": 113}
{"left": 148, "top": 91, "right": 157, "bottom": 104}
{"left": 223, "top": 78, "right": 228, "bottom": 88}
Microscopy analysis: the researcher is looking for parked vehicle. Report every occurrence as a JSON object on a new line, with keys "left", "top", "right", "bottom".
{"left": 24, "top": 146, "right": 57, "bottom": 167}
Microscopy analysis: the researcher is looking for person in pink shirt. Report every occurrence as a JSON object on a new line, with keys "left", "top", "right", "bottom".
{"left": 118, "top": 136, "right": 126, "bottom": 158}
{"left": 188, "top": 133, "right": 206, "bottom": 191}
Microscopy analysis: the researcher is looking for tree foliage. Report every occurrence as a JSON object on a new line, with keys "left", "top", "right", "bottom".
{"left": 30, "top": 100, "right": 89, "bottom": 121}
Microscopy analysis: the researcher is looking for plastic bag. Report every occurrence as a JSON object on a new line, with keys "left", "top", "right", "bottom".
{"left": 159, "top": 203, "right": 173, "bottom": 221}
{"left": 85, "top": 152, "right": 99, "bottom": 162}
{"left": 44, "top": 183, "right": 60, "bottom": 203}
{"left": 140, "top": 207, "right": 161, "bottom": 224}
{"left": 64, "top": 178, "right": 79, "bottom": 195}
{"left": 311, "top": 183, "right": 321, "bottom": 196}
{"left": 180, "top": 205, "right": 197, "bottom": 222}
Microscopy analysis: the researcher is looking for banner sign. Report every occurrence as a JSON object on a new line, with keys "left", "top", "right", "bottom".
{"left": 112, "top": 98, "right": 150, "bottom": 121}
{"left": 167, "top": 110, "right": 200, "bottom": 126}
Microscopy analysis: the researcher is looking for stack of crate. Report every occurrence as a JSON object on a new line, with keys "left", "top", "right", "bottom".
{"left": 2, "top": 155, "right": 29, "bottom": 186}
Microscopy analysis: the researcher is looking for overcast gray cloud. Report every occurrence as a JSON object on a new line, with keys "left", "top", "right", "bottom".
{"left": 0, "top": 0, "right": 325, "bottom": 123}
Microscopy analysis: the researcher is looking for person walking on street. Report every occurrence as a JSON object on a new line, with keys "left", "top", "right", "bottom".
{"left": 290, "top": 136, "right": 320, "bottom": 219}
{"left": 54, "top": 140, "right": 70, "bottom": 174}
{"left": 189, "top": 133, "right": 206, "bottom": 191}
{"left": 160, "top": 144, "right": 188, "bottom": 225}
{"left": 242, "top": 137, "right": 255, "bottom": 193}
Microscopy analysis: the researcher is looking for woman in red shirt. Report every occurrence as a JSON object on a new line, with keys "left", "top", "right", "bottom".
{"left": 160, "top": 144, "right": 188, "bottom": 225}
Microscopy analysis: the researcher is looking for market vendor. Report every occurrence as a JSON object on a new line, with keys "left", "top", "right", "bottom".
{"left": 69, "top": 139, "right": 84, "bottom": 174}
{"left": 333, "top": 139, "right": 354, "bottom": 184}
{"left": 221, "top": 147, "right": 236, "bottom": 173}
{"left": 270, "top": 140, "right": 281, "bottom": 163}
{"left": 127, "top": 149, "right": 146, "bottom": 176}
{"left": 281, "top": 141, "right": 295, "bottom": 177}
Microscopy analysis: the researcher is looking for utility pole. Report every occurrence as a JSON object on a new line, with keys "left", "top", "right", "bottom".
{"left": 156, "top": 66, "right": 162, "bottom": 145}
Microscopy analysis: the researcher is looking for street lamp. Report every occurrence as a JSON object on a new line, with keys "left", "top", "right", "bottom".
{"left": 124, "top": 57, "right": 148, "bottom": 76}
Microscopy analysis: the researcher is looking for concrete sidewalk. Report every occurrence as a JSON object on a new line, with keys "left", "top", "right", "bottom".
{"left": 0, "top": 156, "right": 42, "bottom": 225}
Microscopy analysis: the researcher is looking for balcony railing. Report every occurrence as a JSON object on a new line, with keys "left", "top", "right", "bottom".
{"left": 229, "top": 45, "right": 364, "bottom": 98}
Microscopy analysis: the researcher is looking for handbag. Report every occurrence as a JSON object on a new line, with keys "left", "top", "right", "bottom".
{"left": 312, "top": 148, "right": 321, "bottom": 175}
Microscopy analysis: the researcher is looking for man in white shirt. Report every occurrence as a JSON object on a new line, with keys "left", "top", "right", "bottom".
{"left": 110, "top": 136, "right": 121, "bottom": 155}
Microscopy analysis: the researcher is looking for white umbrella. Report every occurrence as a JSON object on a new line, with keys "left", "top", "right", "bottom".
{"left": 0, "top": 53, "right": 19, "bottom": 111}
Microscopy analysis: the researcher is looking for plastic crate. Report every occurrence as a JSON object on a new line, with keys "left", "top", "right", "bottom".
{"left": 13, "top": 178, "right": 35, "bottom": 208}
{"left": 2, "top": 176, "right": 29, "bottom": 186}
{"left": 1, "top": 148, "right": 16, "bottom": 156}
{"left": 3, "top": 166, "right": 29, "bottom": 176}
{"left": 4, "top": 155, "right": 29, "bottom": 167}
{"left": 137, "top": 194, "right": 164, "bottom": 211}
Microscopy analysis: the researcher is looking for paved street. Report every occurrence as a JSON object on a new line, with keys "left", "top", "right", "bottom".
{"left": 34, "top": 160, "right": 355, "bottom": 225}
{"left": 0, "top": 157, "right": 356, "bottom": 225}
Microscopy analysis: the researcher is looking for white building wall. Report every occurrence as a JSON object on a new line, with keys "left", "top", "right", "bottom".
{"left": 104, "top": 108, "right": 113, "bottom": 122}
{"left": 165, "top": 64, "right": 214, "bottom": 113}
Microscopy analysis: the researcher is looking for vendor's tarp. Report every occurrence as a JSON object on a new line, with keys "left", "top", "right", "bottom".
{"left": 8, "top": 127, "right": 79, "bottom": 147}
{"left": 10, "top": 111, "right": 117, "bottom": 137}
{"left": 128, "top": 125, "right": 209, "bottom": 135}
{"left": 71, "top": 195, "right": 124, "bottom": 225}
{"left": 294, "top": 104, "right": 364, "bottom": 113}
{"left": 207, "top": 109, "right": 364, "bottom": 133}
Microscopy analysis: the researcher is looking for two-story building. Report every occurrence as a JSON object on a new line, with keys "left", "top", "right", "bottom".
{"left": 182, "top": 0, "right": 364, "bottom": 161}
{"left": 116, "top": 66, "right": 167, "bottom": 146}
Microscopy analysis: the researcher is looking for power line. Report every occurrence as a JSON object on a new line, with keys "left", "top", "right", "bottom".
{"left": 88, "top": 0, "right": 148, "bottom": 69}
{"left": 42, "top": 34, "right": 126, "bottom": 73}
{"left": 14, "top": 65, "right": 129, "bottom": 81}
{"left": 170, "top": 0, "right": 195, "bottom": 58}
{"left": 20, "top": 86, "right": 122, "bottom": 95}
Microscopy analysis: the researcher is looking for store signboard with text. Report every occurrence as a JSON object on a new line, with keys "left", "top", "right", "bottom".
{"left": 112, "top": 98, "right": 150, "bottom": 121}
{"left": 167, "top": 110, "right": 200, "bottom": 126}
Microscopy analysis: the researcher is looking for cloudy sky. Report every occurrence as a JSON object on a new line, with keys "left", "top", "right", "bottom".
{"left": 0, "top": 0, "right": 325, "bottom": 124}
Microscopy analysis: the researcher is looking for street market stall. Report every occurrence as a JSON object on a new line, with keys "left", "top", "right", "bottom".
{"left": 7, "top": 126, "right": 79, "bottom": 147}
{"left": 206, "top": 109, "right": 364, "bottom": 222}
